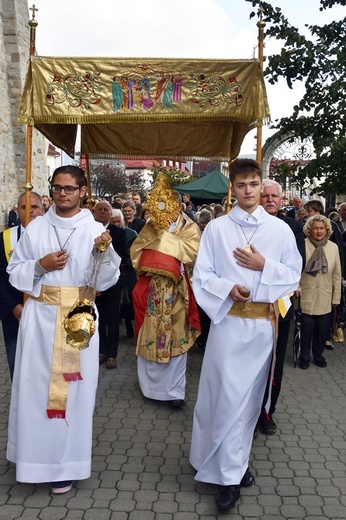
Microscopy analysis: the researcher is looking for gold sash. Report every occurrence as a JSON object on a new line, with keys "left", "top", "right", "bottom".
{"left": 228, "top": 301, "right": 273, "bottom": 319}
{"left": 228, "top": 301, "right": 278, "bottom": 338}
{"left": 27, "top": 285, "right": 92, "bottom": 418}
{"left": 228, "top": 300, "right": 279, "bottom": 414}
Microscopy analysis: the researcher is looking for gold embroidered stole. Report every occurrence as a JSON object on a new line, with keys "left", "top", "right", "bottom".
{"left": 27, "top": 285, "right": 91, "bottom": 418}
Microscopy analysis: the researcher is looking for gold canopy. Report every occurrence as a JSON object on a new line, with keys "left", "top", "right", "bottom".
{"left": 18, "top": 56, "right": 270, "bottom": 160}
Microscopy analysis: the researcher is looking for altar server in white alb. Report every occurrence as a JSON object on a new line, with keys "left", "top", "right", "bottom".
{"left": 7, "top": 166, "right": 121, "bottom": 495}
{"left": 189, "top": 159, "right": 302, "bottom": 512}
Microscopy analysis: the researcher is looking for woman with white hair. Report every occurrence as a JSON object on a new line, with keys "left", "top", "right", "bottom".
{"left": 298, "top": 214, "right": 341, "bottom": 369}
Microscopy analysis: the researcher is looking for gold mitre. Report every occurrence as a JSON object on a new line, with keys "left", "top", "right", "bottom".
{"left": 146, "top": 173, "right": 181, "bottom": 229}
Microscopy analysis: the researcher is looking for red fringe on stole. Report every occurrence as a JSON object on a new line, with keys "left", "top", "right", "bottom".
{"left": 138, "top": 249, "right": 181, "bottom": 281}
{"left": 63, "top": 372, "right": 83, "bottom": 381}
{"left": 47, "top": 410, "right": 66, "bottom": 419}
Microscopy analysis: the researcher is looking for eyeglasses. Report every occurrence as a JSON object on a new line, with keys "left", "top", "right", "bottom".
{"left": 52, "top": 185, "right": 81, "bottom": 195}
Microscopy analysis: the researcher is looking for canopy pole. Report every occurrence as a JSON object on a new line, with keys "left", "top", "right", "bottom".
{"left": 24, "top": 5, "right": 39, "bottom": 225}
{"left": 85, "top": 154, "right": 93, "bottom": 211}
{"left": 225, "top": 174, "right": 232, "bottom": 214}
{"left": 256, "top": 6, "right": 266, "bottom": 165}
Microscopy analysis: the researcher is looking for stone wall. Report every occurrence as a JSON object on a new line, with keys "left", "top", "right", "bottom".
{"left": 0, "top": 0, "right": 47, "bottom": 230}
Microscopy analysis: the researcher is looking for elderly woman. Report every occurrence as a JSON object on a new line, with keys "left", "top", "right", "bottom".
{"left": 299, "top": 215, "right": 341, "bottom": 369}
{"left": 110, "top": 209, "right": 137, "bottom": 338}
{"left": 304, "top": 200, "right": 345, "bottom": 350}
{"left": 198, "top": 209, "right": 212, "bottom": 232}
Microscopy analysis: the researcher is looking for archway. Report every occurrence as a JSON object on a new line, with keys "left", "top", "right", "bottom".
{"left": 262, "top": 132, "right": 317, "bottom": 204}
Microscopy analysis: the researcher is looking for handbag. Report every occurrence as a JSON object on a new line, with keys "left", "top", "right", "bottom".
{"left": 332, "top": 306, "right": 344, "bottom": 343}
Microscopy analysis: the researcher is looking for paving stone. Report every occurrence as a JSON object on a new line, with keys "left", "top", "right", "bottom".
{"left": 108, "top": 496, "right": 136, "bottom": 512}
{"left": 280, "top": 504, "right": 307, "bottom": 517}
{"left": 17, "top": 509, "right": 45, "bottom": 519}
{"left": 149, "top": 514, "right": 173, "bottom": 520}
{"left": 39, "top": 506, "right": 69, "bottom": 520}
{"left": 128, "top": 511, "right": 155, "bottom": 520}
{"left": 84, "top": 510, "right": 112, "bottom": 520}
{"left": 153, "top": 498, "right": 178, "bottom": 514}
{"left": 63, "top": 511, "right": 86, "bottom": 520}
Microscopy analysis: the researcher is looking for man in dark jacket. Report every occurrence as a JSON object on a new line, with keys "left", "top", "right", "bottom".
{"left": 8, "top": 204, "right": 19, "bottom": 227}
{"left": 0, "top": 192, "right": 43, "bottom": 379}
{"left": 94, "top": 201, "right": 128, "bottom": 369}
{"left": 259, "top": 179, "right": 306, "bottom": 434}
{"left": 287, "top": 196, "right": 303, "bottom": 220}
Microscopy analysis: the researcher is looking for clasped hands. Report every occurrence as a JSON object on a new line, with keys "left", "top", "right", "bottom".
{"left": 39, "top": 231, "right": 112, "bottom": 272}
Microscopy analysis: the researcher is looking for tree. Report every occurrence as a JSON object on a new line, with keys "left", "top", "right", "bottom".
{"left": 150, "top": 163, "right": 192, "bottom": 189}
{"left": 126, "top": 169, "right": 151, "bottom": 195}
{"left": 246, "top": 0, "right": 346, "bottom": 196}
{"left": 90, "top": 162, "right": 148, "bottom": 198}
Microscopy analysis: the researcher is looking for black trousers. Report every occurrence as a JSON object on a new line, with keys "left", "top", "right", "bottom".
{"left": 95, "top": 279, "right": 122, "bottom": 359}
{"left": 1, "top": 314, "right": 19, "bottom": 380}
{"left": 261, "top": 319, "right": 291, "bottom": 416}
{"left": 300, "top": 312, "right": 330, "bottom": 363}
{"left": 196, "top": 305, "right": 211, "bottom": 347}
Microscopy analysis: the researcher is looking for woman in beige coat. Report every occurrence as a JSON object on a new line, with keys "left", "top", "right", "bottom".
{"left": 299, "top": 214, "right": 341, "bottom": 369}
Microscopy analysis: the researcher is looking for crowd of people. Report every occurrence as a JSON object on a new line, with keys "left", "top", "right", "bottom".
{"left": 1, "top": 160, "right": 345, "bottom": 511}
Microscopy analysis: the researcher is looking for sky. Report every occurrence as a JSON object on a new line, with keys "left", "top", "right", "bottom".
{"left": 29, "top": 0, "right": 344, "bottom": 157}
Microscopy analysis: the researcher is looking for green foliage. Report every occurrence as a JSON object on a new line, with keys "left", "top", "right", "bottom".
{"left": 150, "top": 163, "right": 192, "bottom": 189}
{"left": 126, "top": 169, "right": 151, "bottom": 194}
{"left": 246, "top": 0, "right": 346, "bottom": 195}
{"left": 90, "top": 162, "right": 147, "bottom": 198}
{"left": 301, "top": 138, "right": 346, "bottom": 196}
{"left": 271, "top": 161, "right": 298, "bottom": 184}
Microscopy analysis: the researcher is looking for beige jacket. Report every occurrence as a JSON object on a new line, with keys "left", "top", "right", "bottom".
{"left": 300, "top": 239, "right": 342, "bottom": 315}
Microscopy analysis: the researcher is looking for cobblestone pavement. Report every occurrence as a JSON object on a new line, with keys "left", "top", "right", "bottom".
{"left": 0, "top": 323, "right": 346, "bottom": 519}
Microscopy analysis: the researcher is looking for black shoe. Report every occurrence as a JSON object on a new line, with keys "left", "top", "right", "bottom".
{"left": 325, "top": 341, "right": 334, "bottom": 351}
{"left": 314, "top": 357, "right": 327, "bottom": 368}
{"left": 240, "top": 468, "right": 254, "bottom": 487}
{"left": 300, "top": 360, "right": 310, "bottom": 369}
{"left": 259, "top": 413, "right": 277, "bottom": 435}
{"left": 216, "top": 485, "right": 240, "bottom": 511}
{"left": 170, "top": 399, "right": 185, "bottom": 410}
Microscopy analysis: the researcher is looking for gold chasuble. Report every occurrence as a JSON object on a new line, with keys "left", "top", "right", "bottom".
{"left": 131, "top": 217, "right": 201, "bottom": 362}
{"left": 130, "top": 176, "right": 201, "bottom": 363}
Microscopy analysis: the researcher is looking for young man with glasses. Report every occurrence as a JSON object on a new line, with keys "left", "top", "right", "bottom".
{"left": 6, "top": 166, "right": 121, "bottom": 495}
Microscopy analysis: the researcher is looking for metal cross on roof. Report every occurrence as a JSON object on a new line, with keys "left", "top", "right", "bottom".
{"left": 29, "top": 4, "right": 38, "bottom": 20}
